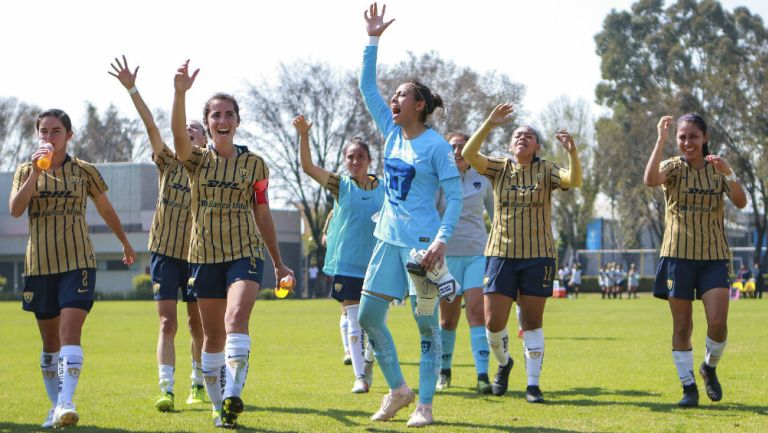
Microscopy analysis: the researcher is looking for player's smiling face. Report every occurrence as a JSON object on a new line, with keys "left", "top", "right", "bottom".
{"left": 677, "top": 121, "right": 706, "bottom": 163}
{"left": 449, "top": 136, "right": 469, "bottom": 171}
{"left": 205, "top": 99, "right": 240, "bottom": 145}
{"left": 37, "top": 116, "right": 73, "bottom": 150}
{"left": 390, "top": 84, "right": 425, "bottom": 125}
{"left": 345, "top": 143, "right": 370, "bottom": 178}
{"left": 510, "top": 127, "right": 540, "bottom": 161}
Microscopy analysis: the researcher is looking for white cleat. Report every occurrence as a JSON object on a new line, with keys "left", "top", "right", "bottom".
{"left": 41, "top": 407, "right": 55, "bottom": 428}
{"left": 53, "top": 402, "right": 79, "bottom": 428}
{"left": 371, "top": 389, "right": 415, "bottom": 421}
{"left": 406, "top": 406, "right": 434, "bottom": 428}
{"left": 351, "top": 376, "right": 370, "bottom": 394}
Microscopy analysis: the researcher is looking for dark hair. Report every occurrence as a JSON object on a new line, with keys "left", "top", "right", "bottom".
{"left": 445, "top": 131, "right": 470, "bottom": 143}
{"left": 408, "top": 80, "right": 444, "bottom": 123}
{"left": 344, "top": 137, "right": 371, "bottom": 160}
{"left": 677, "top": 113, "right": 709, "bottom": 157}
{"left": 36, "top": 109, "right": 72, "bottom": 133}
{"left": 203, "top": 93, "right": 240, "bottom": 138}
{"left": 517, "top": 125, "right": 541, "bottom": 145}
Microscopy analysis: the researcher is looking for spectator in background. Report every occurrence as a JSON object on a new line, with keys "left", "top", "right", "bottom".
{"left": 627, "top": 263, "right": 640, "bottom": 299}
{"left": 308, "top": 265, "right": 319, "bottom": 298}
{"left": 754, "top": 263, "right": 764, "bottom": 299}
{"left": 568, "top": 263, "right": 581, "bottom": 299}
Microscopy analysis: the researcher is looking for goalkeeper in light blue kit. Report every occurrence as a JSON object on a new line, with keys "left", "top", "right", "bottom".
{"left": 357, "top": 3, "right": 463, "bottom": 427}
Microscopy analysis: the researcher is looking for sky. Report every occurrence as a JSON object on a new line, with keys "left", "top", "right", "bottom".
{"left": 1, "top": 0, "right": 766, "bottom": 130}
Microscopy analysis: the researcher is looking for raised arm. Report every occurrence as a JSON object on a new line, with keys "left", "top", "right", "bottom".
{"left": 9, "top": 147, "right": 48, "bottom": 217}
{"left": 705, "top": 154, "right": 748, "bottom": 209}
{"left": 171, "top": 60, "right": 199, "bottom": 161}
{"left": 91, "top": 192, "right": 136, "bottom": 265}
{"left": 555, "top": 129, "right": 582, "bottom": 189}
{"left": 109, "top": 55, "right": 164, "bottom": 157}
{"left": 462, "top": 103, "right": 515, "bottom": 173}
{"left": 359, "top": 3, "right": 396, "bottom": 135}
{"left": 644, "top": 116, "right": 672, "bottom": 187}
{"left": 293, "top": 115, "right": 331, "bottom": 185}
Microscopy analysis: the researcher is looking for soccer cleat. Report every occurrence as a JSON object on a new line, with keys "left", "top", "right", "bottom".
{"left": 526, "top": 385, "right": 545, "bottom": 403}
{"left": 41, "top": 407, "right": 55, "bottom": 428}
{"left": 678, "top": 384, "right": 700, "bottom": 407}
{"left": 343, "top": 351, "right": 352, "bottom": 365}
{"left": 406, "top": 406, "right": 434, "bottom": 427}
{"left": 436, "top": 369, "right": 451, "bottom": 391}
{"left": 364, "top": 360, "right": 374, "bottom": 387}
{"left": 699, "top": 362, "right": 723, "bottom": 401}
{"left": 476, "top": 373, "right": 492, "bottom": 395}
{"left": 155, "top": 391, "right": 174, "bottom": 412}
{"left": 371, "top": 389, "right": 415, "bottom": 421}
{"left": 212, "top": 410, "right": 227, "bottom": 429}
{"left": 52, "top": 402, "right": 79, "bottom": 428}
{"left": 186, "top": 384, "right": 207, "bottom": 405}
{"left": 352, "top": 376, "right": 370, "bottom": 393}
{"left": 492, "top": 357, "right": 514, "bottom": 396}
{"left": 220, "top": 395, "right": 244, "bottom": 428}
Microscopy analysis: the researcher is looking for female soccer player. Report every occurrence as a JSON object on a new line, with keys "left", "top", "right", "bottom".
{"left": 294, "top": 115, "right": 383, "bottom": 393}
{"left": 435, "top": 132, "right": 494, "bottom": 394}
{"left": 627, "top": 263, "right": 639, "bottom": 299}
{"left": 643, "top": 114, "right": 746, "bottom": 407}
{"left": 462, "top": 103, "right": 582, "bottom": 404}
{"left": 171, "top": 60, "right": 293, "bottom": 428}
{"left": 10, "top": 109, "right": 136, "bottom": 428}
{"left": 356, "top": 3, "right": 463, "bottom": 427}
{"left": 109, "top": 55, "right": 206, "bottom": 411}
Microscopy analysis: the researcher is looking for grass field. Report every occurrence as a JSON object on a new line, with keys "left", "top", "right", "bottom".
{"left": 0, "top": 295, "right": 766, "bottom": 433}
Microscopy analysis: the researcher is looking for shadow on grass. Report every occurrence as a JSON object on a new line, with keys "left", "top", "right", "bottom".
{"left": 398, "top": 361, "right": 475, "bottom": 367}
{"left": 547, "top": 336, "right": 618, "bottom": 341}
{"left": 548, "top": 387, "right": 661, "bottom": 398}
{"left": 250, "top": 405, "right": 371, "bottom": 428}
{"left": 0, "top": 422, "right": 197, "bottom": 433}
{"left": 363, "top": 422, "right": 608, "bottom": 433}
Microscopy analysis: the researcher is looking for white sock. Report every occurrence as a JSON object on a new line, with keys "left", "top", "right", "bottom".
{"left": 345, "top": 305, "right": 365, "bottom": 377}
{"left": 201, "top": 351, "right": 226, "bottom": 410}
{"left": 223, "top": 333, "right": 250, "bottom": 398}
{"left": 704, "top": 337, "right": 726, "bottom": 368}
{"left": 340, "top": 313, "right": 350, "bottom": 353}
{"left": 158, "top": 364, "right": 175, "bottom": 393}
{"left": 58, "top": 345, "right": 83, "bottom": 406}
{"left": 191, "top": 359, "right": 204, "bottom": 386}
{"left": 40, "top": 351, "right": 60, "bottom": 405}
{"left": 523, "top": 328, "right": 544, "bottom": 386}
{"left": 486, "top": 328, "right": 510, "bottom": 366}
{"left": 672, "top": 349, "right": 696, "bottom": 386}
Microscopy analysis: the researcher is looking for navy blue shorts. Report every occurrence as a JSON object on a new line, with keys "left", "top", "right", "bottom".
{"left": 483, "top": 257, "right": 556, "bottom": 301}
{"left": 331, "top": 275, "right": 364, "bottom": 302}
{"left": 23, "top": 268, "right": 96, "bottom": 320}
{"left": 654, "top": 257, "right": 730, "bottom": 300}
{"left": 190, "top": 257, "right": 264, "bottom": 299}
{"left": 150, "top": 253, "right": 196, "bottom": 302}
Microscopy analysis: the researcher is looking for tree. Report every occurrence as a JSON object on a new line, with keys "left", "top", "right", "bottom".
{"left": 70, "top": 103, "right": 137, "bottom": 163}
{"left": 0, "top": 97, "right": 41, "bottom": 171}
{"left": 595, "top": 0, "right": 768, "bottom": 263}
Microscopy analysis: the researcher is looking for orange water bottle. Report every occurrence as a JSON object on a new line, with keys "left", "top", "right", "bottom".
{"left": 275, "top": 275, "right": 295, "bottom": 299}
{"left": 37, "top": 142, "right": 54, "bottom": 170}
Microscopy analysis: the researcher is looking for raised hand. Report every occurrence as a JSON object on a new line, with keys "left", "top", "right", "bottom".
{"left": 487, "top": 103, "right": 515, "bottom": 127}
{"left": 292, "top": 115, "right": 313, "bottom": 135}
{"left": 705, "top": 154, "right": 734, "bottom": 176}
{"left": 364, "top": 2, "right": 395, "bottom": 36}
{"left": 555, "top": 129, "right": 576, "bottom": 153}
{"left": 657, "top": 115, "right": 673, "bottom": 143}
{"left": 174, "top": 60, "right": 199, "bottom": 93}
{"left": 108, "top": 55, "right": 138, "bottom": 90}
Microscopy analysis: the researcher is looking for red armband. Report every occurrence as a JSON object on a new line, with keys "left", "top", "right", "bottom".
{"left": 253, "top": 178, "right": 269, "bottom": 205}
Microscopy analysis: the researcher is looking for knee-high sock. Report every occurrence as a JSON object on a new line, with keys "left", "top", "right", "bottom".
{"left": 486, "top": 328, "right": 510, "bottom": 366}
{"left": 345, "top": 304, "right": 365, "bottom": 378}
{"left": 201, "top": 351, "right": 226, "bottom": 410}
{"left": 440, "top": 329, "right": 456, "bottom": 370}
{"left": 40, "top": 351, "right": 59, "bottom": 405}
{"left": 158, "top": 365, "right": 175, "bottom": 393}
{"left": 470, "top": 326, "right": 489, "bottom": 375}
{"left": 358, "top": 293, "right": 404, "bottom": 390}
{"left": 58, "top": 345, "right": 83, "bottom": 406}
{"left": 672, "top": 349, "right": 696, "bottom": 386}
{"left": 410, "top": 295, "right": 441, "bottom": 404}
{"left": 223, "top": 333, "right": 250, "bottom": 398}
{"left": 522, "top": 328, "right": 544, "bottom": 386}
{"left": 704, "top": 337, "right": 726, "bottom": 368}
{"left": 340, "top": 313, "right": 350, "bottom": 353}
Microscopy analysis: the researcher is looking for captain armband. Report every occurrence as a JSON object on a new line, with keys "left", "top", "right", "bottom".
{"left": 253, "top": 179, "right": 269, "bottom": 205}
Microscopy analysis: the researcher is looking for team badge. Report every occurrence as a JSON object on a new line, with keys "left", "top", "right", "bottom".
{"left": 474, "top": 182, "right": 481, "bottom": 190}
{"left": 250, "top": 257, "right": 257, "bottom": 269}
{"left": 667, "top": 279, "right": 674, "bottom": 291}
{"left": 350, "top": 336, "right": 359, "bottom": 345}
{"left": 67, "top": 368, "right": 81, "bottom": 379}
{"left": 239, "top": 168, "right": 250, "bottom": 183}
{"left": 334, "top": 283, "right": 343, "bottom": 293}
{"left": 483, "top": 276, "right": 489, "bottom": 287}
{"left": 70, "top": 176, "right": 81, "bottom": 185}
{"left": 23, "top": 291, "right": 33, "bottom": 303}
{"left": 188, "top": 277, "right": 195, "bottom": 288}
{"left": 528, "top": 351, "right": 543, "bottom": 359}
{"left": 43, "top": 371, "right": 56, "bottom": 380}
{"left": 152, "top": 283, "right": 161, "bottom": 294}
{"left": 204, "top": 375, "right": 217, "bottom": 385}
{"left": 421, "top": 341, "right": 432, "bottom": 353}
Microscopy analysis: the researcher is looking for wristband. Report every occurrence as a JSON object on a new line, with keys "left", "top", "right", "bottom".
{"left": 368, "top": 36, "right": 380, "bottom": 46}
{"left": 128, "top": 86, "right": 139, "bottom": 95}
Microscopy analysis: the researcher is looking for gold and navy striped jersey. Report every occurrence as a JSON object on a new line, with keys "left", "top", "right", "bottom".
{"left": 148, "top": 146, "right": 192, "bottom": 260}
{"left": 479, "top": 157, "right": 564, "bottom": 259}
{"left": 183, "top": 145, "right": 267, "bottom": 264}
{"left": 11, "top": 156, "right": 108, "bottom": 276}
{"left": 324, "top": 172, "right": 380, "bottom": 198}
{"left": 659, "top": 157, "right": 732, "bottom": 260}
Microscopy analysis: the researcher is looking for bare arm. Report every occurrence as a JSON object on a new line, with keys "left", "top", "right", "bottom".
{"left": 644, "top": 116, "right": 672, "bottom": 187}
{"left": 253, "top": 202, "right": 294, "bottom": 285}
{"left": 705, "top": 154, "right": 748, "bottom": 209}
{"left": 9, "top": 146, "right": 49, "bottom": 217}
{"left": 555, "top": 130, "right": 582, "bottom": 189}
{"left": 463, "top": 103, "right": 515, "bottom": 173}
{"left": 293, "top": 115, "right": 331, "bottom": 186}
{"left": 171, "top": 60, "right": 199, "bottom": 161}
{"left": 92, "top": 192, "right": 136, "bottom": 265}
{"left": 109, "top": 55, "right": 165, "bottom": 157}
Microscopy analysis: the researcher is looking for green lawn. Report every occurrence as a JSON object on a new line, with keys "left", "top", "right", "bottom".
{"left": 0, "top": 295, "right": 766, "bottom": 433}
